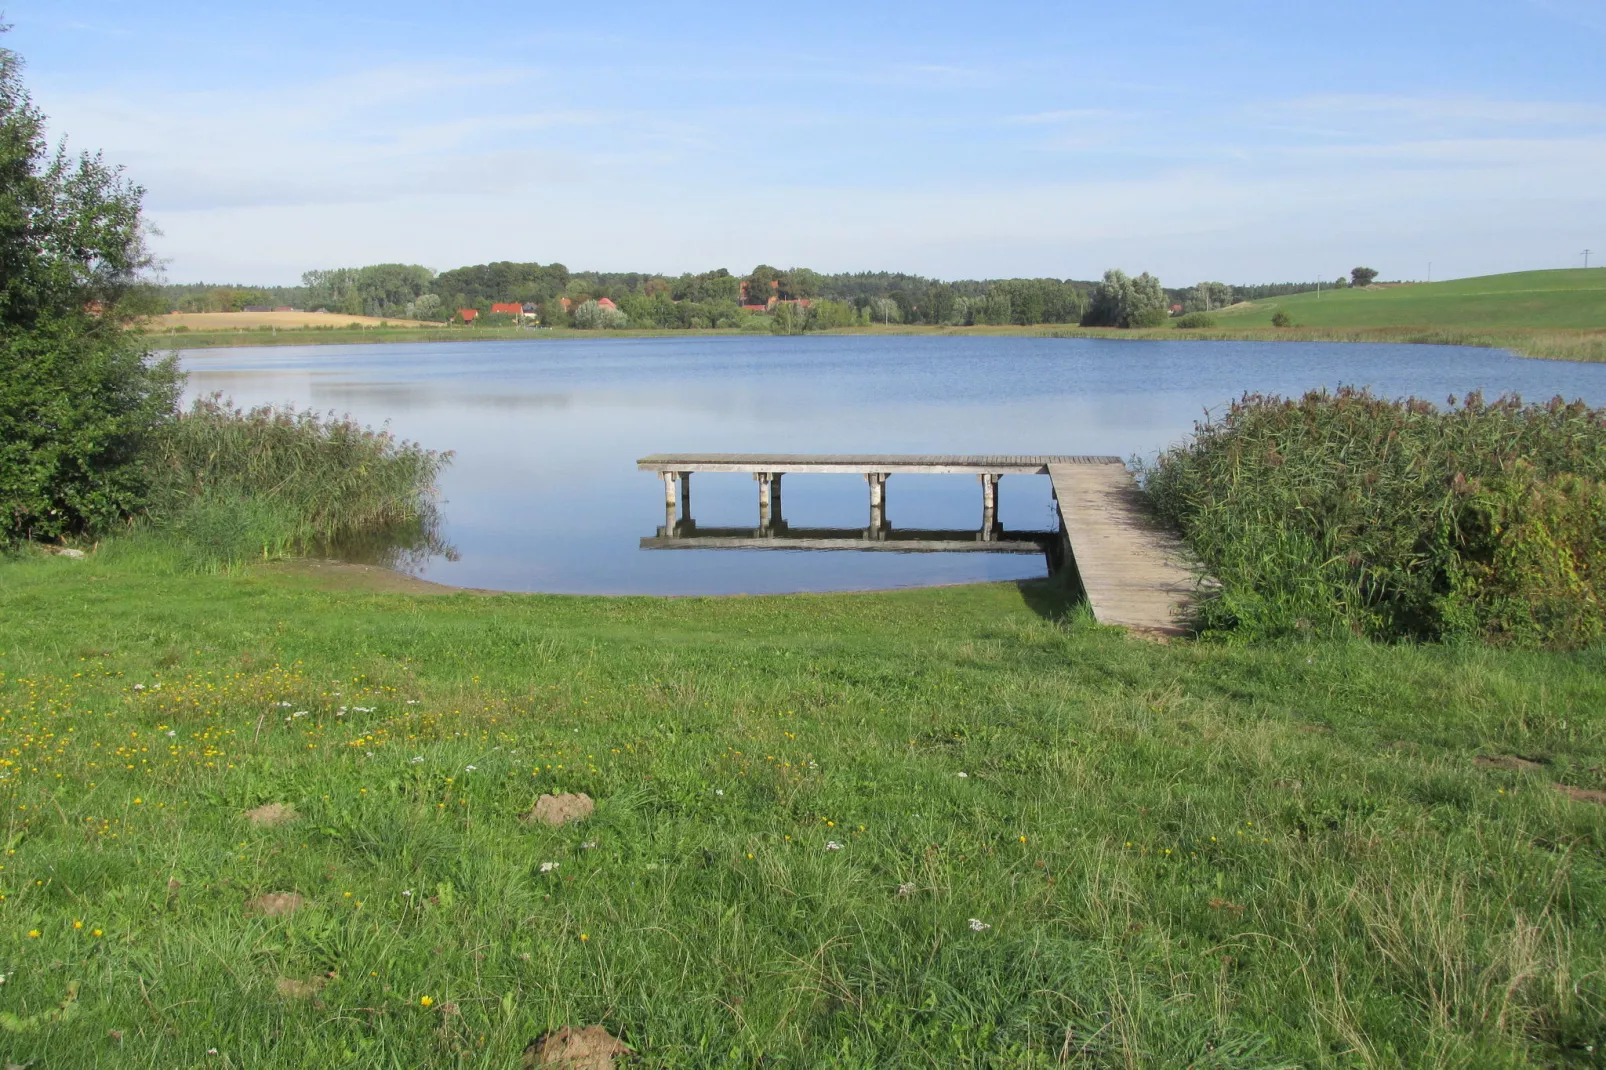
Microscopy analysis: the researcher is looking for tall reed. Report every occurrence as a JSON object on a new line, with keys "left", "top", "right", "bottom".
{"left": 1144, "top": 388, "right": 1606, "bottom": 646}
{"left": 146, "top": 396, "right": 452, "bottom": 568}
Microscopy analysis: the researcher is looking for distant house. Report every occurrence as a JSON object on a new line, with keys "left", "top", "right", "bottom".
{"left": 596, "top": 297, "right": 618, "bottom": 310}
{"left": 558, "top": 297, "right": 573, "bottom": 312}
{"left": 521, "top": 303, "right": 539, "bottom": 317}
{"left": 490, "top": 302, "right": 522, "bottom": 317}
{"left": 274, "top": 305, "right": 295, "bottom": 312}
{"left": 741, "top": 304, "right": 770, "bottom": 313}
{"left": 1169, "top": 304, "right": 1183, "bottom": 314}
{"left": 458, "top": 309, "right": 479, "bottom": 323}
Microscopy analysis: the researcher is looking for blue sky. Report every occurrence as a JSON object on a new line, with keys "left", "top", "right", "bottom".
{"left": 6, "top": 0, "right": 1605, "bottom": 285}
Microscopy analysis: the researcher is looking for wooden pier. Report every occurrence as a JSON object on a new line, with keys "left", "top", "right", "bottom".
{"left": 637, "top": 453, "right": 1195, "bottom": 634}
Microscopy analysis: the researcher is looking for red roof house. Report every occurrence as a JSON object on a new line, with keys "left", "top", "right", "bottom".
{"left": 596, "top": 297, "right": 618, "bottom": 310}
{"left": 490, "top": 303, "right": 522, "bottom": 316}
{"left": 458, "top": 309, "right": 478, "bottom": 322}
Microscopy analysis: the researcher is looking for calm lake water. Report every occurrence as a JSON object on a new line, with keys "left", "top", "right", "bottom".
{"left": 179, "top": 336, "right": 1606, "bottom": 595}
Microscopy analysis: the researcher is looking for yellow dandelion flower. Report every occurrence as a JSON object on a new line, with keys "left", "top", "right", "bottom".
{"left": 420, "top": 996, "right": 433, "bottom": 1007}
{"left": 73, "top": 919, "right": 82, "bottom": 929}
{"left": 26, "top": 929, "right": 39, "bottom": 938}
{"left": 579, "top": 933, "right": 589, "bottom": 942}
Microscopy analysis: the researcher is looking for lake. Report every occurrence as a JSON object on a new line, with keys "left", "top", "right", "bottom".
{"left": 178, "top": 335, "right": 1606, "bottom": 595}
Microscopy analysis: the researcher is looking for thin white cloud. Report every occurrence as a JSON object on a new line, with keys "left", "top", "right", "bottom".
{"left": 1277, "top": 93, "right": 1606, "bottom": 129}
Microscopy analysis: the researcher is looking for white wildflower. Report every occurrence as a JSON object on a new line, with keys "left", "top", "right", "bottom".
{"left": 132, "top": 683, "right": 144, "bottom": 691}
{"left": 714, "top": 789, "right": 724, "bottom": 796}
{"left": 166, "top": 730, "right": 176, "bottom": 738}
{"left": 825, "top": 841, "right": 843, "bottom": 851}
{"left": 581, "top": 841, "right": 597, "bottom": 850}
{"left": 464, "top": 765, "right": 476, "bottom": 772}
{"left": 540, "top": 861, "right": 560, "bottom": 873}
{"left": 968, "top": 918, "right": 991, "bottom": 931}
{"left": 956, "top": 772, "right": 968, "bottom": 778}
{"left": 411, "top": 756, "right": 424, "bottom": 763}
{"left": 402, "top": 889, "right": 413, "bottom": 897}
{"left": 897, "top": 883, "right": 916, "bottom": 897}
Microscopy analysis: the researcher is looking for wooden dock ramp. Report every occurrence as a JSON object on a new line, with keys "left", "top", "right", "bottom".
{"left": 1047, "top": 463, "right": 1195, "bottom": 635}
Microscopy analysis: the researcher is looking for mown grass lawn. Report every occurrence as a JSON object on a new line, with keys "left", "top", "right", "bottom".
{"left": 0, "top": 551, "right": 1602, "bottom": 1067}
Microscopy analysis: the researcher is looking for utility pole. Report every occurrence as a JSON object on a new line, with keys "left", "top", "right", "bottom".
{"left": 1427, "top": 261, "right": 1432, "bottom": 283}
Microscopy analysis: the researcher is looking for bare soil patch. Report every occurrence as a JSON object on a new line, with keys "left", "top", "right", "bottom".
{"left": 246, "top": 802, "right": 297, "bottom": 827}
{"left": 523, "top": 1026, "right": 633, "bottom": 1069}
{"left": 246, "top": 892, "right": 306, "bottom": 916}
{"left": 523, "top": 793, "right": 595, "bottom": 827}
{"left": 275, "top": 976, "right": 326, "bottom": 999}
{"left": 1555, "top": 783, "right": 1606, "bottom": 805}
{"left": 1475, "top": 755, "right": 1548, "bottom": 773}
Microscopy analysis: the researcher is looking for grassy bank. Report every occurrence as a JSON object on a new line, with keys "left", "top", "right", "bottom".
{"left": 0, "top": 548, "right": 1602, "bottom": 1066}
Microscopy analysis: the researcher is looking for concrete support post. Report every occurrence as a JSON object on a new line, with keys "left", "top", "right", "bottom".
{"left": 867, "top": 472, "right": 887, "bottom": 510}
{"left": 677, "top": 472, "right": 691, "bottom": 518}
{"left": 756, "top": 472, "right": 773, "bottom": 532}
{"left": 662, "top": 471, "right": 677, "bottom": 507}
{"left": 979, "top": 473, "right": 1000, "bottom": 542}
{"left": 769, "top": 473, "right": 782, "bottom": 520}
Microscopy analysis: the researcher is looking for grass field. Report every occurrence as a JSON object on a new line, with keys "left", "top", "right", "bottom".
{"left": 1214, "top": 270, "right": 1606, "bottom": 331}
{"left": 1, "top": 547, "right": 1603, "bottom": 1067}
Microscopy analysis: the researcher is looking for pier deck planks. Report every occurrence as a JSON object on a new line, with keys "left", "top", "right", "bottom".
{"left": 1047, "top": 463, "right": 1196, "bottom": 636}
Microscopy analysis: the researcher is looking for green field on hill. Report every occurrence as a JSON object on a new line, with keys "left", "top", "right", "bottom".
{"left": 0, "top": 549, "right": 1603, "bottom": 1067}
{"left": 1215, "top": 269, "right": 1606, "bottom": 330}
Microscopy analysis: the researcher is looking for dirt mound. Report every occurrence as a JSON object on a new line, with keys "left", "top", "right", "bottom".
{"left": 246, "top": 892, "right": 306, "bottom": 916}
{"left": 523, "top": 1026, "right": 633, "bottom": 1069}
{"left": 246, "top": 802, "right": 298, "bottom": 827}
{"left": 523, "top": 793, "right": 594, "bottom": 827}
{"left": 1474, "top": 755, "right": 1547, "bottom": 773}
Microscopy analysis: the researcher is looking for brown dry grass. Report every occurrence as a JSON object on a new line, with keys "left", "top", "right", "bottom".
{"left": 149, "top": 311, "right": 430, "bottom": 330}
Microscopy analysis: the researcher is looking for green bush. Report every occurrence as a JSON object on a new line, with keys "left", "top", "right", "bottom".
{"left": 1174, "top": 311, "right": 1217, "bottom": 329}
{"left": 1271, "top": 309, "right": 1293, "bottom": 328}
{"left": 1144, "top": 389, "right": 1606, "bottom": 647}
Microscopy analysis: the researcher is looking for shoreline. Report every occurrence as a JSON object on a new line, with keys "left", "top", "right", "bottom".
{"left": 146, "top": 322, "right": 1606, "bottom": 363}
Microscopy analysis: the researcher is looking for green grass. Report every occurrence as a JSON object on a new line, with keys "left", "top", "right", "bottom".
{"left": 1215, "top": 270, "right": 1606, "bottom": 331}
{"left": 1, "top": 548, "right": 1603, "bottom": 1066}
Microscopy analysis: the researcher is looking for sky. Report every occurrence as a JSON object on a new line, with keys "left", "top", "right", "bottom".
{"left": 5, "top": 0, "right": 1605, "bottom": 286}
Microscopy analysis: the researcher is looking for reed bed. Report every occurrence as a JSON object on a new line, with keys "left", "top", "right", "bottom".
{"left": 146, "top": 396, "right": 452, "bottom": 568}
{"left": 1145, "top": 388, "right": 1606, "bottom": 645}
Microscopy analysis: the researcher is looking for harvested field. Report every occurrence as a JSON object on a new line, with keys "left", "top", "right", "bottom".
{"left": 148, "top": 310, "right": 431, "bottom": 330}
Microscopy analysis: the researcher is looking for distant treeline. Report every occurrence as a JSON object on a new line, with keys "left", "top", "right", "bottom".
{"left": 156, "top": 263, "right": 1349, "bottom": 329}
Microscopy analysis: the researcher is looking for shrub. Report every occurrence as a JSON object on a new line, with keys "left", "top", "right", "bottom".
{"left": 1143, "top": 389, "right": 1606, "bottom": 647}
{"left": 1271, "top": 310, "right": 1293, "bottom": 328}
{"left": 1174, "top": 311, "right": 1216, "bottom": 329}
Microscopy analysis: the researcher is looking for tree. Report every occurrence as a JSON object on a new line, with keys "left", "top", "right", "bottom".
{"left": 1185, "top": 281, "right": 1235, "bottom": 313}
{"left": 744, "top": 265, "right": 780, "bottom": 305}
{"left": 1351, "top": 266, "right": 1379, "bottom": 287}
{"left": 1081, "top": 270, "right": 1168, "bottom": 328}
{"left": 571, "top": 299, "right": 627, "bottom": 329}
{"left": 0, "top": 35, "right": 180, "bottom": 541}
